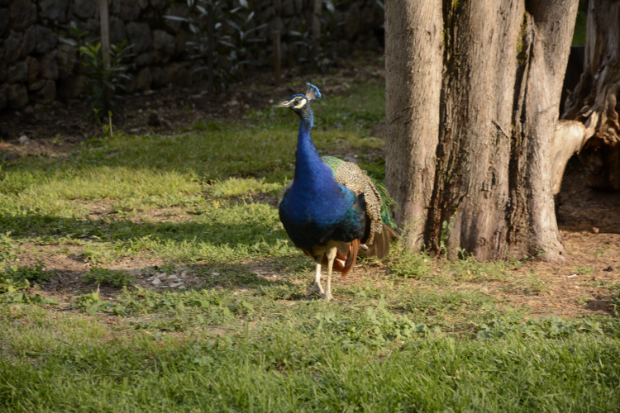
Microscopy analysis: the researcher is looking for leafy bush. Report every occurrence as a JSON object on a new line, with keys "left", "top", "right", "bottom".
{"left": 83, "top": 268, "right": 135, "bottom": 288}
{"left": 165, "top": 0, "right": 266, "bottom": 92}
{"left": 79, "top": 41, "right": 132, "bottom": 116}
{"left": 288, "top": 0, "right": 384, "bottom": 72}
{"left": 287, "top": 10, "right": 339, "bottom": 72}
{"left": 59, "top": 22, "right": 132, "bottom": 117}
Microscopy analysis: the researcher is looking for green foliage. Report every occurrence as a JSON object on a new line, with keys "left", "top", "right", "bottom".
{"left": 573, "top": 265, "right": 595, "bottom": 276}
{"left": 359, "top": 156, "right": 385, "bottom": 181}
{"left": 118, "top": 287, "right": 227, "bottom": 314}
{"left": 74, "top": 291, "right": 104, "bottom": 313}
{"left": 82, "top": 268, "right": 136, "bottom": 288}
{"left": 287, "top": 20, "right": 334, "bottom": 73}
{"left": 0, "top": 232, "right": 19, "bottom": 263}
{"left": 314, "top": 299, "right": 430, "bottom": 351}
{"left": 572, "top": 1, "right": 587, "bottom": 46}
{"left": 444, "top": 251, "right": 512, "bottom": 283}
{"left": 79, "top": 40, "right": 133, "bottom": 116}
{"left": 522, "top": 271, "right": 549, "bottom": 295}
{"left": 1, "top": 260, "right": 55, "bottom": 284}
{"left": 0, "top": 275, "right": 30, "bottom": 295}
{"left": 439, "top": 212, "right": 457, "bottom": 254}
{"left": 57, "top": 21, "right": 91, "bottom": 68}
{"left": 165, "top": 0, "right": 266, "bottom": 91}
{"left": 288, "top": 0, "right": 384, "bottom": 73}
{"left": 59, "top": 22, "right": 132, "bottom": 117}
{"left": 477, "top": 315, "right": 606, "bottom": 339}
{"left": 0, "top": 261, "right": 57, "bottom": 306}
{"left": 390, "top": 248, "right": 432, "bottom": 279}
{"left": 0, "top": 288, "right": 58, "bottom": 306}
{"left": 78, "top": 244, "right": 117, "bottom": 265}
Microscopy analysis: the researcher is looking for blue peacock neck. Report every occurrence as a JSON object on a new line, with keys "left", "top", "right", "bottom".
{"left": 292, "top": 113, "right": 337, "bottom": 195}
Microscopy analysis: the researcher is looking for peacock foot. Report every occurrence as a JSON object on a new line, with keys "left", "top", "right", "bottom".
{"left": 307, "top": 281, "right": 324, "bottom": 296}
{"left": 322, "top": 291, "right": 333, "bottom": 301}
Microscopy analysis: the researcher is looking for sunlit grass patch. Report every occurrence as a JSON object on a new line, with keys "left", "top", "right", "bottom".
{"left": 208, "top": 177, "right": 283, "bottom": 198}
{"left": 46, "top": 167, "right": 201, "bottom": 201}
{"left": 388, "top": 247, "right": 433, "bottom": 279}
{"left": 110, "top": 193, "right": 205, "bottom": 214}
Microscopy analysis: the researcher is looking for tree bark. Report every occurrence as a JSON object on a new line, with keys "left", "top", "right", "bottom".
{"left": 562, "top": 0, "right": 620, "bottom": 190}
{"left": 385, "top": 1, "right": 443, "bottom": 251}
{"left": 385, "top": 0, "right": 579, "bottom": 263}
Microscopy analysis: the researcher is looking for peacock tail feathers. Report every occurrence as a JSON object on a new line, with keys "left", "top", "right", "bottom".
{"left": 321, "top": 156, "right": 398, "bottom": 251}
{"left": 372, "top": 178, "right": 398, "bottom": 231}
{"left": 322, "top": 156, "right": 397, "bottom": 228}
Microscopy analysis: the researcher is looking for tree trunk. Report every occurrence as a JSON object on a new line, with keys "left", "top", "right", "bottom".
{"left": 562, "top": 0, "right": 620, "bottom": 190}
{"left": 385, "top": 0, "right": 579, "bottom": 263}
{"left": 384, "top": 1, "right": 443, "bottom": 251}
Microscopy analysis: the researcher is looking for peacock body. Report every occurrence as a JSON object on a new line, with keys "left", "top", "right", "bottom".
{"left": 278, "top": 83, "right": 398, "bottom": 300}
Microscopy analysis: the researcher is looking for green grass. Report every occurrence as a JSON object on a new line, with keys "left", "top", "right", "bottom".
{"left": 1, "top": 302, "right": 619, "bottom": 412}
{"left": 0, "top": 82, "right": 385, "bottom": 264}
{"left": 1, "top": 80, "right": 619, "bottom": 411}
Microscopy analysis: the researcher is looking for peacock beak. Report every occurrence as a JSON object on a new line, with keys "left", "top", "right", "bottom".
{"left": 278, "top": 100, "right": 291, "bottom": 108}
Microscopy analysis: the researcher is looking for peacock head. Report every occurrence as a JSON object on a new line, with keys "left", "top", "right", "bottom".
{"left": 278, "top": 83, "right": 321, "bottom": 128}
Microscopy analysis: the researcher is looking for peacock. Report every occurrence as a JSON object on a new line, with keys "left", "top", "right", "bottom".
{"left": 278, "top": 83, "right": 398, "bottom": 300}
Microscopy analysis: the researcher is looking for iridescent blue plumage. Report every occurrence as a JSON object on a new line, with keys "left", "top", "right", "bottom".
{"left": 277, "top": 83, "right": 397, "bottom": 300}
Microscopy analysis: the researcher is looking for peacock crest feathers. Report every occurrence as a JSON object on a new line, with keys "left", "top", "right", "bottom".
{"left": 305, "top": 83, "right": 322, "bottom": 101}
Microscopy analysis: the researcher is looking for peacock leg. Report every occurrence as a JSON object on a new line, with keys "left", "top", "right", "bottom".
{"left": 323, "top": 244, "right": 338, "bottom": 301}
{"left": 308, "top": 262, "right": 324, "bottom": 295}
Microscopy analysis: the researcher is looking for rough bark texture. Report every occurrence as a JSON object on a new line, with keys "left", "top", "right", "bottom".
{"left": 385, "top": 0, "right": 579, "bottom": 263}
{"left": 385, "top": 1, "right": 443, "bottom": 250}
{"left": 563, "top": 0, "right": 620, "bottom": 190}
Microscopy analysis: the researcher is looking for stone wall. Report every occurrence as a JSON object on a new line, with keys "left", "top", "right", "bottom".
{"left": 0, "top": 0, "right": 384, "bottom": 112}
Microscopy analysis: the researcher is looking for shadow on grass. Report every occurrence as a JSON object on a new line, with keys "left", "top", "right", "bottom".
{"left": 0, "top": 212, "right": 291, "bottom": 254}
{"left": 37, "top": 262, "right": 308, "bottom": 302}
{"left": 2, "top": 212, "right": 312, "bottom": 299}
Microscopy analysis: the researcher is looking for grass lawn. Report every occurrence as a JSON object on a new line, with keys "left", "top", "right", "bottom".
{"left": 1, "top": 78, "right": 620, "bottom": 412}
